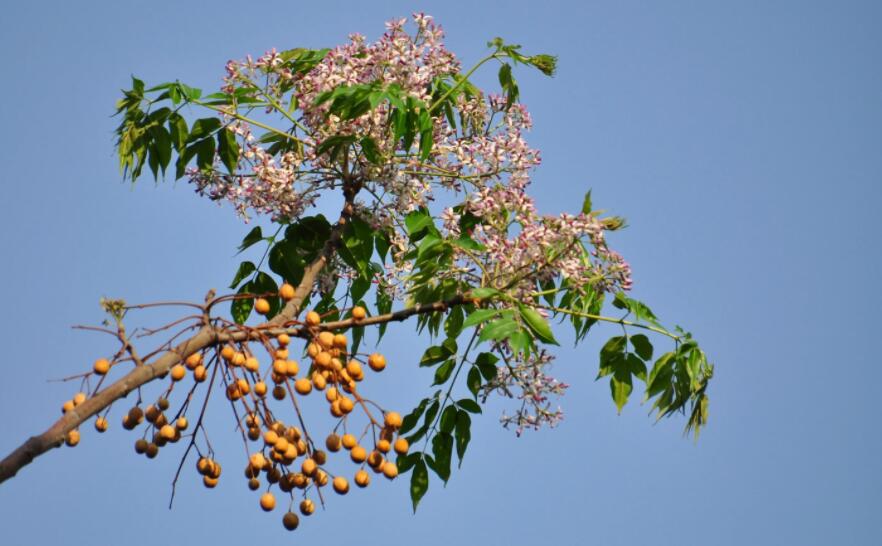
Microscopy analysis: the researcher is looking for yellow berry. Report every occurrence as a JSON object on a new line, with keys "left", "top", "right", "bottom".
{"left": 394, "top": 437, "right": 409, "bottom": 455}
{"left": 294, "top": 378, "right": 312, "bottom": 395}
{"left": 260, "top": 492, "right": 276, "bottom": 511}
{"left": 333, "top": 476, "right": 349, "bottom": 494}
{"left": 255, "top": 298, "right": 271, "bottom": 315}
{"left": 351, "top": 306, "right": 366, "bottom": 320}
{"left": 279, "top": 283, "right": 296, "bottom": 301}
{"left": 305, "top": 311, "right": 321, "bottom": 326}
{"left": 94, "top": 417, "right": 108, "bottom": 432}
{"left": 368, "top": 353, "right": 386, "bottom": 372}
{"left": 384, "top": 411, "right": 402, "bottom": 429}
{"left": 355, "top": 469, "right": 371, "bottom": 488}
{"left": 170, "top": 364, "right": 186, "bottom": 381}
{"left": 93, "top": 358, "right": 111, "bottom": 375}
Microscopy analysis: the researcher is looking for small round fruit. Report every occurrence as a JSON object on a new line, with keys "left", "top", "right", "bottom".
{"left": 355, "top": 469, "right": 371, "bottom": 488}
{"left": 65, "top": 430, "right": 80, "bottom": 447}
{"left": 255, "top": 298, "right": 271, "bottom": 315}
{"left": 221, "top": 346, "right": 235, "bottom": 361}
{"left": 341, "top": 433, "right": 357, "bottom": 450}
{"left": 339, "top": 397, "right": 354, "bottom": 414}
{"left": 73, "top": 392, "right": 87, "bottom": 406}
{"left": 250, "top": 452, "right": 267, "bottom": 470}
{"left": 203, "top": 475, "right": 218, "bottom": 488}
{"left": 279, "top": 283, "right": 296, "bottom": 301}
{"left": 263, "top": 430, "right": 279, "bottom": 446}
{"left": 368, "top": 353, "right": 386, "bottom": 372}
{"left": 62, "top": 400, "right": 75, "bottom": 414}
{"left": 313, "top": 450, "right": 327, "bottom": 465}
{"left": 254, "top": 381, "right": 267, "bottom": 397}
{"left": 350, "top": 445, "right": 367, "bottom": 463}
{"left": 159, "top": 424, "right": 176, "bottom": 441}
{"left": 93, "top": 358, "right": 111, "bottom": 375}
{"left": 248, "top": 478, "right": 260, "bottom": 491}
{"left": 282, "top": 511, "right": 300, "bottom": 531}
{"left": 145, "top": 443, "right": 159, "bottom": 458}
{"left": 193, "top": 365, "right": 207, "bottom": 382}
{"left": 384, "top": 411, "right": 402, "bottom": 429}
{"left": 394, "top": 437, "right": 409, "bottom": 455}
{"left": 382, "top": 461, "right": 399, "bottom": 480}
{"left": 376, "top": 439, "right": 391, "bottom": 453}
{"left": 326, "top": 433, "right": 341, "bottom": 452}
{"left": 346, "top": 360, "right": 363, "bottom": 377}
{"left": 285, "top": 360, "right": 299, "bottom": 377}
{"left": 170, "top": 364, "right": 186, "bottom": 381}
{"left": 259, "top": 492, "right": 276, "bottom": 511}
{"left": 351, "top": 306, "right": 366, "bottom": 320}
{"left": 314, "top": 351, "right": 332, "bottom": 368}
{"left": 94, "top": 417, "right": 108, "bottom": 433}
{"left": 277, "top": 333, "right": 290, "bottom": 346}
{"left": 272, "top": 359, "right": 287, "bottom": 375}
{"left": 272, "top": 385, "right": 287, "bottom": 400}
{"left": 232, "top": 352, "right": 247, "bottom": 367}
{"left": 317, "top": 331, "right": 335, "bottom": 349}
{"left": 312, "top": 372, "right": 327, "bottom": 390}
{"left": 245, "top": 356, "right": 259, "bottom": 372}
{"left": 300, "top": 499, "right": 315, "bottom": 515}
{"left": 134, "top": 439, "right": 148, "bottom": 454}
{"left": 176, "top": 417, "right": 188, "bottom": 430}
{"left": 185, "top": 352, "right": 202, "bottom": 370}
{"left": 333, "top": 334, "right": 347, "bottom": 349}
{"left": 333, "top": 476, "right": 349, "bottom": 495}
{"left": 301, "top": 458, "right": 317, "bottom": 476}
{"left": 305, "top": 311, "right": 321, "bottom": 326}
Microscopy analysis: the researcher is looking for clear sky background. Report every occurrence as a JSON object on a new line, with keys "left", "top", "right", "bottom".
{"left": 1, "top": 1, "right": 880, "bottom": 545}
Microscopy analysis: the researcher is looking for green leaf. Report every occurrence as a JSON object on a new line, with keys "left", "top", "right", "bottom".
{"left": 217, "top": 127, "right": 240, "bottom": 174}
{"left": 463, "top": 308, "right": 499, "bottom": 329}
{"left": 231, "top": 282, "right": 254, "bottom": 324}
{"left": 237, "top": 226, "right": 263, "bottom": 254}
{"left": 478, "top": 318, "right": 519, "bottom": 343}
{"left": 251, "top": 272, "right": 281, "bottom": 318}
{"left": 581, "top": 190, "right": 593, "bottom": 214}
{"left": 611, "top": 367, "right": 633, "bottom": 414}
{"left": 433, "top": 359, "right": 456, "bottom": 385}
{"left": 397, "top": 452, "right": 420, "bottom": 474}
{"left": 267, "top": 239, "right": 305, "bottom": 286}
{"left": 420, "top": 345, "right": 453, "bottom": 367}
{"left": 229, "top": 261, "right": 255, "bottom": 289}
{"left": 165, "top": 115, "right": 187, "bottom": 154}
{"left": 518, "top": 305, "right": 558, "bottom": 345}
{"left": 475, "top": 352, "right": 499, "bottom": 380}
{"left": 186, "top": 117, "right": 221, "bottom": 143}
{"left": 454, "top": 410, "right": 471, "bottom": 466}
{"left": 405, "top": 208, "right": 435, "bottom": 240}
{"left": 627, "top": 353, "right": 647, "bottom": 382}
{"left": 399, "top": 398, "right": 429, "bottom": 435}
{"left": 431, "top": 432, "right": 453, "bottom": 483}
{"left": 410, "top": 459, "right": 429, "bottom": 513}
{"left": 467, "top": 367, "right": 482, "bottom": 398}
{"left": 630, "top": 334, "right": 653, "bottom": 361}
{"left": 469, "top": 287, "right": 500, "bottom": 300}
{"left": 439, "top": 405, "right": 457, "bottom": 433}
{"left": 360, "top": 136, "right": 382, "bottom": 164}
{"left": 456, "top": 398, "right": 481, "bottom": 414}
{"left": 444, "top": 306, "right": 464, "bottom": 339}
{"left": 597, "top": 336, "right": 626, "bottom": 379}
{"left": 613, "top": 293, "right": 662, "bottom": 328}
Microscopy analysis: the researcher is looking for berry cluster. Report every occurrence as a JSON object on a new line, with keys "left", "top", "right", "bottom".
{"left": 62, "top": 284, "right": 409, "bottom": 532}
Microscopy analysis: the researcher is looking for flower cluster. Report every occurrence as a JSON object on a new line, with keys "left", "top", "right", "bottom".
{"left": 481, "top": 349, "right": 569, "bottom": 436}
{"left": 185, "top": 14, "right": 633, "bottom": 433}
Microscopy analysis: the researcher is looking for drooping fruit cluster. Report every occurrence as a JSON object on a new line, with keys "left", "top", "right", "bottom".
{"left": 67, "top": 285, "right": 409, "bottom": 532}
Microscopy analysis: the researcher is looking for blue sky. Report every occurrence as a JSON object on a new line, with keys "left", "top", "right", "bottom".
{"left": 0, "top": 1, "right": 880, "bottom": 544}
